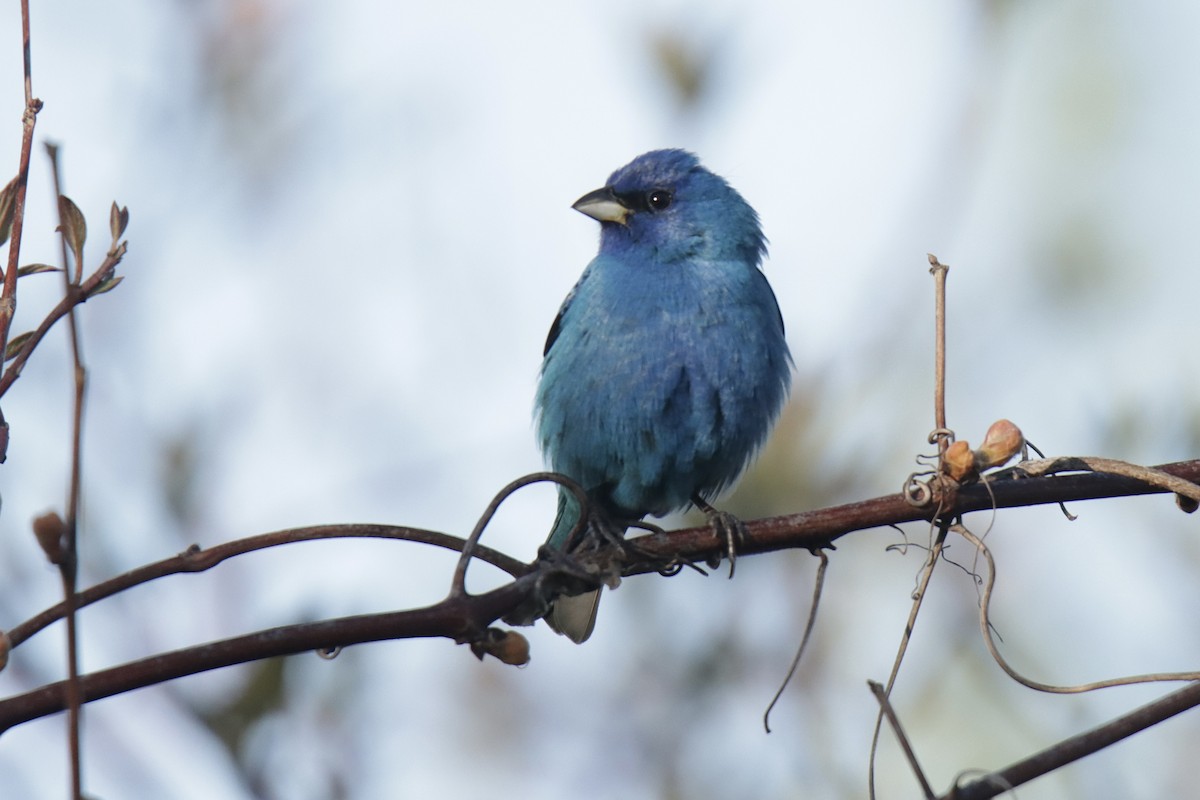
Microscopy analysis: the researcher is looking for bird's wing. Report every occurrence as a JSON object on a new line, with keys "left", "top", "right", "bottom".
{"left": 754, "top": 267, "right": 786, "bottom": 336}
{"left": 543, "top": 282, "right": 579, "bottom": 356}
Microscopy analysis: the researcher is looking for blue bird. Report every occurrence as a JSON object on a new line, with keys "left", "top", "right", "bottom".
{"left": 536, "top": 149, "right": 791, "bottom": 642}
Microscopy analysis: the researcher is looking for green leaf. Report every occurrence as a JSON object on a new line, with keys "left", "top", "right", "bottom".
{"left": 17, "top": 263, "right": 60, "bottom": 277}
{"left": 88, "top": 274, "right": 123, "bottom": 298}
{"left": 109, "top": 201, "right": 129, "bottom": 242}
{"left": 5, "top": 330, "right": 34, "bottom": 361}
{"left": 0, "top": 176, "right": 18, "bottom": 248}
{"left": 56, "top": 194, "right": 87, "bottom": 270}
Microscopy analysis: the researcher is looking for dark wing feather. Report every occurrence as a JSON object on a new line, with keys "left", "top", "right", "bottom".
{"left": 543, "top": 284, "right": 579, "bottom": 355}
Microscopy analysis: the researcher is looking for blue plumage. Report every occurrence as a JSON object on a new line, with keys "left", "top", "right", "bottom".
{"left": 536, "top": 150, "right": 791, "bottom": 641}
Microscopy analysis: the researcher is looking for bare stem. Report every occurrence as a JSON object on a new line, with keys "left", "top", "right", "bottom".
{"left": 868, "top": 520, "right": 949, "bottom": 800}
{"left": 0, "top": 0, "right": 42, "bottom": 383}
{"left": 7, "top": 523, "right": 529, "bottom": 650}
{"left": 763, "top": 549, "right": 828, "bottom": 732}
{"left": 928, "top": 254, "right": 949, "bottom": 451}
{"left": 869, "top": 680, "right": 935, "bottom": 799}
{"left": 47, "top": 142, "right": 86, "bottom": 800}
{"left": 0, "top": 248, "right": 121, "bottom": 399}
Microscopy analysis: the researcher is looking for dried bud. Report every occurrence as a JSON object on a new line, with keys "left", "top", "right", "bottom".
{"left": 470, "top": 629, "right": 530, "bottom": 666}
{"left": 942, "top": 439, "right": 975, "bottom": 482}
{"left": 109, "top": 201, "right": 129, "bottom": 242}
{"left": 974, "top": 419, "right": 1025, "bottom": 471}
{"left": 32, "top": 511, "right": 66, "bottom": 565}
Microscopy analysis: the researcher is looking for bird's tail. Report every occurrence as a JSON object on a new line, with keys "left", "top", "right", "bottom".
{"left": 544, "top": 489, "right": 602, "bottom": 643}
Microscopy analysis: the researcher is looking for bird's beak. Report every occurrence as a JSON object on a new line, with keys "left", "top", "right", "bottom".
{"left": 572, "top": 187, "right": 630, "bottom": 225}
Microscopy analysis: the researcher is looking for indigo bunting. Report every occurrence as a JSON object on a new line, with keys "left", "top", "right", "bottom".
{"left": 536, "top": 149, "right": 791, "bottom": 642}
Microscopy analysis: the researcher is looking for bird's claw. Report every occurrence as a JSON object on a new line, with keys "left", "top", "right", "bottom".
{"left": 692, "top": 495, "right": 746, "bottom": 579}
{"left": 534, "top": 544, "right": 606, "bottom": 589}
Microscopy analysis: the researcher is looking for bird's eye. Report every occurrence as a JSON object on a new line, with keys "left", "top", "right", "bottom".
{"left": 646, "top": 189, "right": 673, "bottom": 211}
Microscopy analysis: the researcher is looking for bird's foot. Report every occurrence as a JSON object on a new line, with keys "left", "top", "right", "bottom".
{"left": 692, "top": 494, "right": 746, "bottom": 579}
{"left": 535, "top": 542, "right": 598, "bottom": 581}
{"left": 576, "top": 510, "right": 668, "bottom": 563}
{"left": 620, "top": 520, "right": 707, "bottom": 577}
{"left": 540, "top": 511, "right": 634, "bottom": 592}
{"left": 591, "top": 513, "right": 632, "bottom": 551}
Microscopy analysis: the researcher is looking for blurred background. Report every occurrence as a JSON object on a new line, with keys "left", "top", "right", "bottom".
{"left": 0, "top": 1, "right": 1198, "bottom": 797}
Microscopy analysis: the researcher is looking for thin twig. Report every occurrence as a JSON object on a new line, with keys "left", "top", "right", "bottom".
{"left": 0, "top": 246, "right": 119, "bottom": 399}
{"left": 46, "top": 142, "right": 87, "bottom": 800}
{"left": 6, "top": 523, "right": 529, "bottom": 649}
{"left": 928, "top": 254, "right": 949, "bottom": 453}
{"left": 869, "top": 680, "right": 935, "bottom": 799}
{"left": 763, "top": 549, "right": 828, "bottom": 732}
{"left": 869, "top": 257, "right": 953, "bottom": 799}
{"left": 868, "top": 519, "right": 950, "bottom": 800}
{"left": 0, "top": 0, "right": 42, "bottom": 389}
{"left": 1013, "top": 456, "right": 1200, "bottom": 504}
{"left": 450, "top": 472, "right": 584, "bottom": 598}
{"left": 954, "top": 524, "right": 1200, "bottom": 692}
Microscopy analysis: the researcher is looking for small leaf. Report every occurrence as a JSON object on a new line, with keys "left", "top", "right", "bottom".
{"left": 0, "top": 176, "right": 18, "bottom": 248}
{"left": 5, "top": 330, "right": 35, "bottom": 361}
{"left": 109, "top": 201, "right": 129, "bottom": 242}
{"left": 17, "top": 263, "right": 60, "bottom": 277}
{"left": 56, "top": 194, "right": 87, "bottom": 270}
{"left": 88, "top": 274, "right": 124, "bottom": 298}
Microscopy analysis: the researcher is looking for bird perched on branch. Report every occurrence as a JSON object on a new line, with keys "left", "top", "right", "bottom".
{"left": 536, "top": 149, "right": 792, "bottom": 642}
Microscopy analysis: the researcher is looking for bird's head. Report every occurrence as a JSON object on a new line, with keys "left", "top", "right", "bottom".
{"left": 572, "top": 149, "right": 767, "bottom": 267}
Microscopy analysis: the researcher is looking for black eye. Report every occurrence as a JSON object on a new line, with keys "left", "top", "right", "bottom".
{"left": 646, "top": 189, "right": 673, "bottom": 211}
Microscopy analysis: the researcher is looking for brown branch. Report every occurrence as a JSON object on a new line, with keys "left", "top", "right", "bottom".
{"left": 0, "top": 459, "right": 1195, "bottom": 735}
{"left": 6, "top": 523, "right": 528, "bottom": 649}
{"left": 0, "top": 577, "right": 540, "bottom": 735}
{"left": 618, "top": 459, "right": 1200, "bottom": 573}
{"left": 47, "top": 140, "right": 86, "bottom": 800}
{"left": 0, "top": 0, "right": 42, "bottom": 398}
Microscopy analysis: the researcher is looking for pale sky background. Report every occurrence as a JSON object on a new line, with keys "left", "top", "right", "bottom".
{"left": 0, "top": 1, "right": 1199, "bottom": 798}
